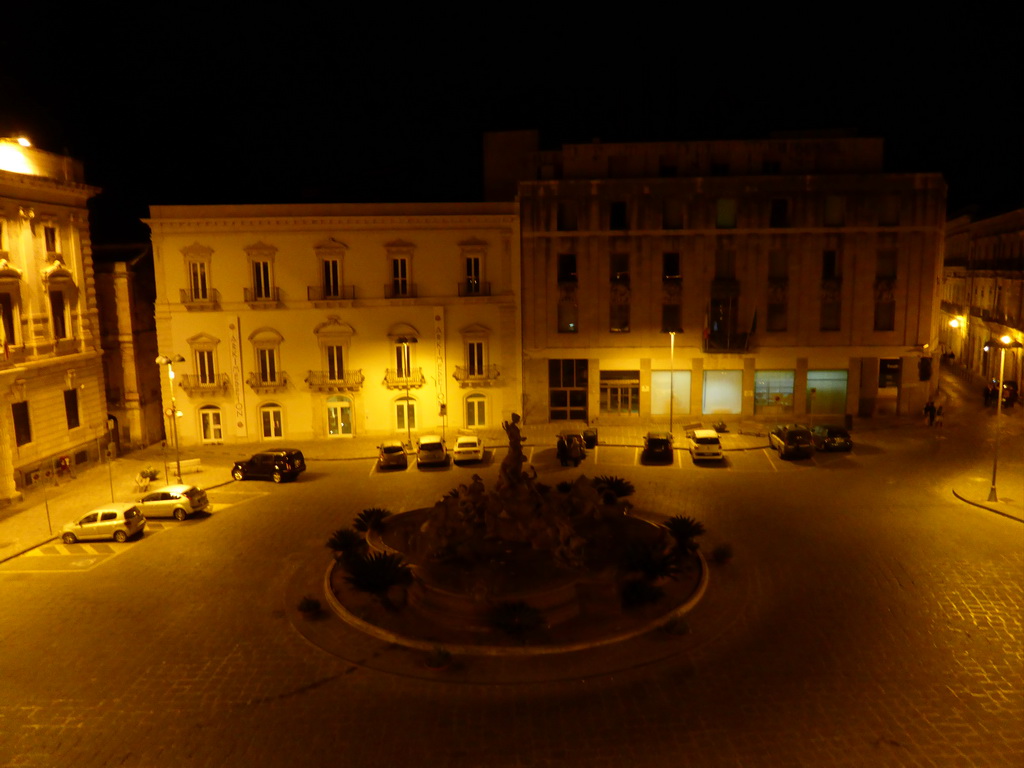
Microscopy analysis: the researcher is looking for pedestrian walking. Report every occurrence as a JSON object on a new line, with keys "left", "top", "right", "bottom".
{"left": 556, "top": 436, "right": 568, "bottom": 467}
{"left": 935, "top": 405, "right": 944, "bottom": 427}
{"left": 924, "top": 400, "right": 936, "bottom": 426}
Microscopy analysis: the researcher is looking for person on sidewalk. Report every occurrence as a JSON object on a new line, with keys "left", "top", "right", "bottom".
{"left": 934, "top": 405, "right": 944, "bottom": 427}
{"left": 924, "top": 400, "right": 936, "bottom": 426}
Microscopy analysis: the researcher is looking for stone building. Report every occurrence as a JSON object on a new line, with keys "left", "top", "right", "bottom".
{"left": 940, "top": 208, "right": 1024, "bottom": 385}
{"left": 146, "top": 203, "right": 521, "bottom": 448}
{"left": 0, "top": 138, "right": 108, "bottom": 501}
{"left": 486, "top": 132, "right": 946, "bottom": 427}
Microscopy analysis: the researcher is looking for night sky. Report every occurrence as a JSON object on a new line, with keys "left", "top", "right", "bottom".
{"left": 2, "top": 12, "right": 1021, "bottom": 245}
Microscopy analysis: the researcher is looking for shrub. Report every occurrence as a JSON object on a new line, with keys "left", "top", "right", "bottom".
{"left": 488, "top": 601, "right": 545, "bottom": 637}
{"left": 620, "top": 539, "right": 679, "bottom": 581}
{"left": 354, "top": 508, "right": 392, "bottom": 533}
{"left": 593, "top": 475, "right": 635, "bottom": 498}
{"left": 344, "top": 552, "right": 412, "bottom": 598}
{"left": 665, "top": 515, "right": 706, "bottom": 553}
{"left": 621, "top": 578, "right": 665, "bottom": 609}
{"left": 326, "top": 528, "right": 364, "bottom": 554}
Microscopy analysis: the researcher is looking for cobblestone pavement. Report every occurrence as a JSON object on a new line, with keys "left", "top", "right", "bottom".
{"left": 0, "top": 364, "right": 1021, "bottom": 767}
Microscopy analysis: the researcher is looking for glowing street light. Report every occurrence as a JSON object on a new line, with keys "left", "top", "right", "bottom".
{"left": 156, "top": 354, "right": 186, "bottom": 482}
{"left": 982, "top": 335, "right": 1023, "bottom": 502}
{"left": 669, "top": 331, "right": 677, "bottom": 435}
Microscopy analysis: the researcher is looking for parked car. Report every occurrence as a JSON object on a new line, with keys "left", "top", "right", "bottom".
{"left": 556, "top": 431, "right": 587, "bottom": 466}
{"left": 61, "top": 503, "right": 146, "bottom": 544}
{"left": 416, "top": 435, "right": 448, "bottom": 466}
{"left": 687, "top": 428, "right": 724, "bottom": 462}
{"left": 137, "top": 484, "right": 210, "bottom": 520}
{"left": 270, "top": 448, "right": 306, "bottom": 473}
{"left": 811, "top": 425, "right": 853, "bottom": 452}
{"left": 232, "top": 451, "right": 303, "bottom": 483}
{"left": 769, "top": 424, "right": 814, "bottom": 459}
{"left": 377, "top": 440, "right": 408, "bottom": 470}
{"left": 641, "top": 431, "right": 674, "bottom": 463}
{"left": 452, "top": 435, "right": 484, "bottom": 463}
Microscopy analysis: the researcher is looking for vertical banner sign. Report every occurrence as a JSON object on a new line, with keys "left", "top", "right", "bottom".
{"left": 433, "top": 309, "right": 446, "bottom": 418}
{"left": 230, "top": 319, "right": 248, "bottom": 437}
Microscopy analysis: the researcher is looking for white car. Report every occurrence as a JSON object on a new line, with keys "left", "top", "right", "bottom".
{"left": 452, "top": 435, "right": 484, "bottom": 463}
{"left": 416, "top": 435, "right": 448, "bottom": 466}
{"left": 62, "top": 503, "right": 146, "bottom": 544}
{"left": 687, "top": 429, "right": 724, "bottom": 461}
{"left": 136, "top": 484, "right": 210, "bottom": 521}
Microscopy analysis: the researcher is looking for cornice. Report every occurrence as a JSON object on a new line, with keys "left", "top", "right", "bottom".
{"left": 145, "top": 215, "right": 519, "bottom": 234}
{"left": 0, "top": 170, "right": 100, "bottom": 206}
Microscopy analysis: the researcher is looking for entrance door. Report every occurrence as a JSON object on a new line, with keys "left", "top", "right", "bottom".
{"left": 260, "top": 405, "right": 283, "bottom": 438}
{"left": 327, "top": 396, "right": 353, "bottom": 436}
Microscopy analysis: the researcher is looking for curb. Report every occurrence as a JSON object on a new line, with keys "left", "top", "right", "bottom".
{"left": 951, "top": 489, "right": 1024, "bottom": 524}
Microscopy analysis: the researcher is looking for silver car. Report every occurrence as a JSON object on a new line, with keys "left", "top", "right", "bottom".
{"left": 62, "top": 504, "right": 146, "bottom": 544}
{"left": 137, "top": 484, "right": 210, "bottom": 521}
{"left": 416, "top": 435, "right": 448, "bottom": 466}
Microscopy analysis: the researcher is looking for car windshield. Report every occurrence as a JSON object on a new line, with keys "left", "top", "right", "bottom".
{"left": 648, "top": 438, "right": 669, "bottom": 448}
{"left": 458, "top": 439, "right": 479, "bottom": 447}
{"left": 829, "top": 429, "right": 849, "bottom": 437}
{"left": 421, "top": 442, "right": 442, "bottom": 451}
{"left": 382, "top": 445, "right": 404, "bottom": 454}
{"left": 694, "top": 437, "right": 719, "bottom": 445}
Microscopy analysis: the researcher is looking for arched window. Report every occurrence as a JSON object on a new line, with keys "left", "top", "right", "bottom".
{"left": 260, "top": 403, "right": 283, "bottom": 439}
{"left": 199, "top": 406, "right": 223, "bottom": 443}
{"left": 466, "top": 394, "right": 486, "bottom": 427}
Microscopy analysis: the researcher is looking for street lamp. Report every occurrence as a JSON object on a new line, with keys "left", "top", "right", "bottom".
{"left": 396, "top": 337, "right": 417, "bottom": 449}
{"left": 982, "top": 335, "right": 1023, "bottom": 502}
{"left": 669, "top": 331, "right": 677, "bottom": 435}
{"left": 156, "top": 354, "right": 185, "bottom": 482}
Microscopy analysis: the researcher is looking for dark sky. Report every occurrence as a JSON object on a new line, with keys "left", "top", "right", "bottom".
{"left": 2, "top": 11, "right": 1021, "bottom": 244}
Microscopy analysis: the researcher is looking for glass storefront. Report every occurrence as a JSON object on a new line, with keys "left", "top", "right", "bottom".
{"left": 754, "top": 370, "right": 795, "bottom": 416}
{"left": 651, "top": 371, "right": 691, "bottom": 416}
{"left": 807, "top": 370, "right": 848, "bottom": 415}
{"left": 703, "top": 370, "right": 742, "bottom": 414}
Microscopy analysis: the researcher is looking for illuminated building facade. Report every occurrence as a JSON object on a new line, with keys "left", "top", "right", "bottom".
{"left": 488, "top": 132, "right": 947, "bottom": 425}
{"left": 0, "top": 138, "right": 108, "bottom": 501}
{"left": 940, "top": 208, "right": 1024, "bottom": 384}
{"left": 146, "top": 203, "right": 521, "bottom": 447}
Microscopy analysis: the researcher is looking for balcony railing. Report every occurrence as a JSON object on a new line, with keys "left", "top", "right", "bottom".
{"left": 179, "top": 373, "right": 230, "bottom": 396}
{"left": 383, "top": 367, "right": 425, "bottom": 389}
{"left": 304, "top": 369, "right": 365, "bottom": 392}
{"left": 179, "top": 288, "right": 221, "bottom": 310}
{"left": 244, "top": 287, "right": 282, "bottom": 306}
{"left": 452, "top": 364, "right": 501, "bottom": 387}
{"left": 246, "top": 371, "right": 289, "bottom": 393}
{"left": 307, "top": 285, "right": 357, "bottom": 301}
{"left": 703, "top": 329, "right": 750, "bottom": 353}
{"left": 384, "top": 283, "right": 417, "bottom": 299}
{"left": 457, "top": 280, "right": 491, "bottom": 297}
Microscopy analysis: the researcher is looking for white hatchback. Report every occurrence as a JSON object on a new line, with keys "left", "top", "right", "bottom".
{"left": 688, "top": 429, "right": 724, "bottom": 461}
{"left": 452, "top": 435, "right": 484, "bottom": 463}
{"left": 62, "top": 503, "right": 146, "bottom": 544}
{"left": 137, "top": 484, "right": 210, "bottom": 521}
{"left": 416, "top": 435, "right": 448, "bottom": 466}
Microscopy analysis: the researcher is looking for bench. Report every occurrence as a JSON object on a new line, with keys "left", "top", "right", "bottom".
{"left": 176, "top": 458, "right": 202, "bottom": 475}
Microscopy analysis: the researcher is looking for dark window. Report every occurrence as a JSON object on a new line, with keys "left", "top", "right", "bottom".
{"left": 548, "top": 360, "right": 588, "bottom": 421}
{"left": 557, "top": 298, "right": 578, "bottom": 333}
{"left": 876, "top": 249, "right": 897, "bottom": 279}
{"left": 822, "top": 251, "right": 840, "bottom": 280}
{"left": 557, "top": 254, "right": 577, "bottom": 284}
{"left": 715, "top": 250, "right": 736, "bottom": 280}
{"left": 716, "top": 199, "right": 737, "bottom": 229}
{"left": 64, "top": 389, "right": 80, "bottom": 430}
{"left": 662, "top": 303, "right": 682, "bottom": 333}
{"left": 323, "top": 259, "right": 341, "bottom": 297}
{"left": 874, "top": 301, "right": 896, "bottom": 331}
{"left": 770, "top": 199, "right": 789, "bottom": 227}
{"left": 879, "top": 196, "right": 901, "bottom": 226}
{"left": 824, "top": 196, "right": 845, "bottom": 226}
{"left": 0, "top": 293, "right": 15, "bottom": 345}
{"left": 557, "top": 202, "right": 578, "bottom": 231}
{"left": 609, "top": 202, "right": 628, "bottom": 230}
{"left": 610, "top": 254, "right": 629, "bottom": 286}
{"left": 767, "top": 303, "right": 787, "bottom": 332}
{"left": 662, "top": 252, "right": 681, "bottom": 282}
{"left": 768, "top": 250, "right": 788, "bottom": 279}
{"left": 49, "top": 290, "right": 67, "bottom": 339}
{"left": 44, "top": 226, "right": 58, "bottom": 252}
{"left": 662, "top": 199, "right": 683, "bottom": 229}
{"left": 820, "top": 300, "right": 841, "bottom": 331}
{"left": 710, "top": 163, "right": 729, "bottom": 176}
{"left": 12, "top": 401, "right": 30, "bottom": 446}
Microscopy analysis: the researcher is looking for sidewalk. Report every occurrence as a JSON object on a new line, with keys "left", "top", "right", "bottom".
{"left": 2, "top": 392, "right": 1020, "bottom": 563}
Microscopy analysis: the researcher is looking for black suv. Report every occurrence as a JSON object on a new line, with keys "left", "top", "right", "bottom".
{"left": 231, "top": 449, "right": 305, "bottom": 483}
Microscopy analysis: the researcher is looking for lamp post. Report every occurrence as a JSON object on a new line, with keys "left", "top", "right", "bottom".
{"left": 669, "top": 331, "right": 676, "bottom": 435}
{"left": 983, "top": 336, "right": 1022, "bottom": 502}
{"left": 396, "top": 337, "right": 417, "bottom": 449}
{"left": 156, "top": 354, "right": 185, "bottom": 482}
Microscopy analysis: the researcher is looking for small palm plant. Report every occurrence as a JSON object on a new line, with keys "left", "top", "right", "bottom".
{"left": 665, "top": 515, "right": 706, "bottom": 554}
{"left": 354, "top": 507, "right": 392, "bottom": 533}
{"left": 593, "top": 475, "right": 635, "bottom": 499}
{"left": 326, "top": 527, "right": 363, "bottom": 554}
{"left": 343, "top": 552, "right": 412, "bottom": 609}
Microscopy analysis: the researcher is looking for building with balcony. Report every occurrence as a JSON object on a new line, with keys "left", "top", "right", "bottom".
{"left": 146, "top": 203, "right": 521, "bottom": 447}
{"left": 0, "top": 138, "right": 108, "bottom": 501}
{"left": 487, "top": 132, "right": 946, "bottom": 425}
{"left": 940, "top": 208, "right": 1024, "bottom": 385}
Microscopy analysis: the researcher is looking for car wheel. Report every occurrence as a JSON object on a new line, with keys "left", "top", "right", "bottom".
{"left": 113, "top": 530, "right": 128, "bottom": 543}
{"left": 232, "top": 468, "right": 244, "bottom": 481}
{"left": 173, "top": 508, "right": 187, "bottom": 521}
{"left": 272, "top": 471, "right": 283, "bottom": 483}
{"left": 62, "top": 532, "right": 77, "bottom": 545}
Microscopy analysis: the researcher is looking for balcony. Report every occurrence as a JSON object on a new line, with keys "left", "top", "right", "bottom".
{"left": 179, "top": 288, "right": 221, "bottom": 311}
{"left": 452, "top": 364, "right": 501, "bottom": 387}
{"left": 384, "top": 283, "right": 418, "bottom": 299}
{"left": 244, "top": 287, "right": 282, "bottom": 308}
{"left": 307, "top": 285, "right": 357, "bottom": 304}
{"left": 458, "top": 280, "right": 491, "bottom": 297}
{"left": 710, "top": 278, "right": 740, "bottom": 300}
{"left": 383, "top": 367, "right": 425, "bottom": 389}
{"left": 304, "top": 369, "right": 365, "bottom": 392}
{"left": 246, "top": 371, "right": 290, "bottom": 394}
{"left": 179, "top": 373, "right": 230, "bottom": 396}
{"left": 703, "top": 329, "right": 750, "bottom": 353}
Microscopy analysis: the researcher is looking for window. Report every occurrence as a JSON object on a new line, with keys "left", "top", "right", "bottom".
{"left": 820, "top": 299, "right": 841, "bottom": 331}
{"left": 662, "top": 252, "right": 681, "bottom": 282}
{"left": 754, "top": 370, "right": 795, "bottom": 414}
{"left": 260, "top": 404, "right": 283, "bottom": 438}
{"left": 876, "top": 249, "right": 897, "bottom": 280}
{"left": 49, "top": 290, "right": 67, "bottom": 340}
{"left": 44, "top": 225, "right": 59, "bottom": 255}
{"left": 557, "top": 296, "right": 578, "bottom": 333}
{"left": 195, "top": 349, "right": 216, "bottom": 385}
{"left": 662, "top": 199, "right": 683, "bottom": 229}
{"left": 557, "top": 202, "right": 578, "bottom": 231}
{"left": 466, "top": 394, "right": 486, "bottom": 427}
{"left": 188, "top": 261, "right": 208, "bottom": 301}
{"left": 716, "top": 199, "right": 737, "bottom": 229}
{"left": 326, "top": 345, "right": 345, "bottom": 381}
{"left": 395, "top": 341, "right": 416, "bottom": 378}
{"left": 879, "top": 195, "right": 901, "bottom": 226}
{"left": 390, "top": 256, "right": 410, "bottom": 297}
{"left": 599, "top": 371, "right": 640, "bottom": 416}
{"left": 0, "top": 293, "right": 16, "bottom": 346}
{"left": 822, "top": 251, "right": 840, "bottom": 280}
{"left": 609, "top": 201, "right": 628, "bottom": 230}
{"left": 548, "top": 359, "right": 588, "bottom": 421}
{"left": 64, "top": 389, "right": 80, "bottom": 429}
{"left": 252, "top": 259, "right": 273, "bottom": 300}
{"left": 824, "top": 195, "right": 845, "bottom": 226}
{"left": 465, "top": 256, "right": 481, "bottom": 295}
{"left": 762, "top": 160, "right": 781, "bottom": 174}
{"left": 323, "top": 258, "right": 341, "bottom": 298}
{"left": 715, "top": 250, "right": 736, "bottom": 280}
{"left": 807, "top": 370, "right": 848, "bottom": 414}
{"left": 609, "top": 253, "right": 630, "bottom": 333}
{"left": 467, "top": 341, "right": 484, "bottom": 377}
{"left": 769, "top": 199, "right": 789, "bottom": 227}
{"left": 326, "top": 396, "right": 353, "bottom": 436}
{"left": 257, "top": 348, "right": 278, "bottom": 384}
{"left": 200, "top": 406, "right": 223, "bottom": 443}
{"left": 12, "top": 401, "right": 30, "bottom": 446}
{"left": 557, "top": 254, "right": 577, "bottom": 284}
{"left": 874, "top": 301, "right": 896, "bottom": 331}
{"left": 768, "top": 250, "right": 788, "bottom": 280}
{"left": 767, "top": 303, "right": 787, "bottom": 332}
{"left": 396, "top": 398, "right": 416, "bottom": 431}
